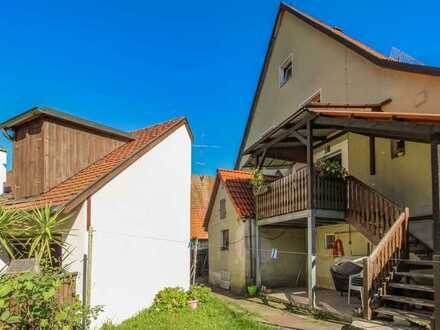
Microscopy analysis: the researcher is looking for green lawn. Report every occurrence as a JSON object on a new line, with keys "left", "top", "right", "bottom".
{"left": 100, "top": 295, "right": 273, "bottom": 330}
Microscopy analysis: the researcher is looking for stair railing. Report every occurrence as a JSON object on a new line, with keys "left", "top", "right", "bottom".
{"left": 346, "top": 176, "right": 402, "bottom": 244}
{"left": 362, "top": 207, "right": 409, "bottom": 319}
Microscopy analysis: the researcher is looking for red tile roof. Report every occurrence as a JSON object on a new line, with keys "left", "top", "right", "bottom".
{"left": 191, "top": 175, "right": 215, "bottom": 240}
{"left": 217, "top": 169, "right": 255, "bottom": 219}
{"left": 3, "top": 118, "right": 190, "bottom": 211}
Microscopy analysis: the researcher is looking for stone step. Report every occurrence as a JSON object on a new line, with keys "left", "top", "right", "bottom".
{"left": 394, "top": 271, "right": 433, "bottom": 280}
{"left": 374, "top": 306, "right": 432, "bottom": 323}
{"left": 389, "top": 282, "right": 434, "bottom": 293}
{"left": 382, "top": 294, "right": 434, "bottom": 308}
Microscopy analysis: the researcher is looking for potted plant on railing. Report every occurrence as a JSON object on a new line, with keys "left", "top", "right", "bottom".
{"left": 315, "top": 159, "right": 347, "bottom": 179}
{"left": 250, "top": 169, "right": 267, "bottom": 194}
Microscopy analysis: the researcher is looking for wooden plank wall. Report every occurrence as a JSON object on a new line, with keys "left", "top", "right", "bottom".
{"left": 12, "top": 118, "right": 45, "bottom": 198}
{"left": 42, "top": 118, "right": 126, "bottom": 194}
{"left": 12, "top": 117, "right": 128, "bottom": 199}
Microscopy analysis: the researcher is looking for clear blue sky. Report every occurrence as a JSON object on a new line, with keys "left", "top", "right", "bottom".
{"left": 1, "top": 0, "right": 439, "bottom": 175}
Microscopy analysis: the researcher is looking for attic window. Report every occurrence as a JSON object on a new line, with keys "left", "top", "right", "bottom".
{"left": 219, "top": 198, "right": 226, "bottom": 219}
{"left": 279, "top": 54, "right": 293, "bottom": 87}
{"left": 391, "top": 140, "right": 405, "bottom": 159}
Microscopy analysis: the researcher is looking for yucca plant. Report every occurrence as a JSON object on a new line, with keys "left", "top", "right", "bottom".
{"left": 0, "top": 206, "right": 22, "bottom": 259}
{"left": 19, "top": 204, "right": 73, "bottom": 268}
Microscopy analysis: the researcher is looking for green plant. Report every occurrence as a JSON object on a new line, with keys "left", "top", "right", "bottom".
{"left": 151, "top": 287, "right": 188, "bottom": 312}
{"left": 315, "top": 159, "right": 347, "bottom": 179}
{"left": 19, "top": 204, "right": 72, "bottom": 267}
{"left": 250, "top": 170, "right": 265, "bottom": 192}
{"left": 0, "top": 206, "right": 22, "bottom": 259}
{"left": 187, "top": 285, "right": 212, "bottom": 303}
{"left": 0, "top": 271, "right": 102, "bottom": 329}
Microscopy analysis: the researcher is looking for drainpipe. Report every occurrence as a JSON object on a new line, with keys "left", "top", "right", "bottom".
{"left": 85, "top": 198, "right": 93, "bottom": 307}
{"left": 248, "top": 218, "right": 256, "bottom": 282}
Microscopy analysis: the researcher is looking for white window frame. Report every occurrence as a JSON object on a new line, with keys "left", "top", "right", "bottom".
{"left": 278, "top": 53, "right": 294, "bottom": 88}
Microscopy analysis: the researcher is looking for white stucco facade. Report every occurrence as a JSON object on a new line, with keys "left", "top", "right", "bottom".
{"left": 87, "top": 125, "right": 191, "bottom": 326}
{"left": 0, "top": 149, "right": 6, "bottom": 194}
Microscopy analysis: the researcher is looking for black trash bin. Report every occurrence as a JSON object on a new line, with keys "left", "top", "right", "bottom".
{"left": 330, "top": 261, "right": 363, "bottom": 296}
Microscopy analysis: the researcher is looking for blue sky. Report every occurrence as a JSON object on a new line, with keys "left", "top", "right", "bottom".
{"left": 1, "top": 0, "right": 439, "bottom": 175}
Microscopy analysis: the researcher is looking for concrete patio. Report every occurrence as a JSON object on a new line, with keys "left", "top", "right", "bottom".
{"left": 264, "top": 287, "right": 361, "bottom": 321}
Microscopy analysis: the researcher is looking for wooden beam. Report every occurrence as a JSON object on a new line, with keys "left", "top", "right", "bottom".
{"left": 369, "top": 137, "right": 376, "bottom": 175}
{"left": 314, "top": 116, "right": 434, "bottom": 143}
{"left": 306, "top": 98, "right": 392, "bottom": 109}
{"left": 430, "top": 140, "right": 440, "bottom": 330}
{"left": 306, "top": 119, "right": 316, "bottom": 309}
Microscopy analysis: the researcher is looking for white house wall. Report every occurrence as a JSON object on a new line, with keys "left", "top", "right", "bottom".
{"left": 63, "top": 202, "right": 88, "bottom": 300}
{"left": 89, "top": 125, "right": 191, "bottom": 326}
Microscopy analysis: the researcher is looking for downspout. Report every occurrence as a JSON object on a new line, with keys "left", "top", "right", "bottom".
{"left": 248, "top": 218, "right": 255, "bottom": 282}
{"left": 85, "top": 198, "right": 93, "bottom": 307}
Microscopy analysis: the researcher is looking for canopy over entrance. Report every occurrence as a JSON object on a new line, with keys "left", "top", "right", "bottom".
{"left": 243, "top": 101, "right": 440, "bottom": 168}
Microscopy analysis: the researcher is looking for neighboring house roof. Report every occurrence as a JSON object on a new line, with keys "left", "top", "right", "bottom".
{"left": 204, "top": 169, "right": 256, "bottom": 228}
{"left": 191, "top": 175, "right": 215, "bottom": 240}
{"left": 3, "top": 117, "right": 192, "bottom": 212}
{"left": 0, "top": 107, "right": 134, "bottom": 141}
{"left": 235, "top": 2, "right": 440, "bottom": 168}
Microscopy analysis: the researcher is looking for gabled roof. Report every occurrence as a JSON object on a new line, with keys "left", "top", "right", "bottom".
{"left": 3, "top": 117, "right": 191, "bottom": 212}
{"left": 0, "top": 107, "right": 134, "bottom": 141}
{"left": 204, "top": 169, "right": 256, "bottom": 227}
{"left": 191, "top": 175, "right": 215, "bottom": 240}
{"left": 235, "top": 2, "right": 440, "bottom": 168}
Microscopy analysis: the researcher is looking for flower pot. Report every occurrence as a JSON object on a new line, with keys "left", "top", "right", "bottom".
{"left": 247, "top": 285, "right": 258, "bottom": 296}
{"left": 188, "top": 299, "right": 199, "bottom": 310}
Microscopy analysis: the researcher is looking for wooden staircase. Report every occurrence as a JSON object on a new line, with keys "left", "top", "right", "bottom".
{"left": 344, "top": 176, "right": 434, "bottom": 327}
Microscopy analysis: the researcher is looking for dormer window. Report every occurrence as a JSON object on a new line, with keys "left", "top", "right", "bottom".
{"left": 279, "top": 54, "right": 293, "bottom": 87}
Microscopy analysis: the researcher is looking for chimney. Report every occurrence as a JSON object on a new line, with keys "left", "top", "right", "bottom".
{"left": 0, "top": 148, "right": 6, "bottom": 194}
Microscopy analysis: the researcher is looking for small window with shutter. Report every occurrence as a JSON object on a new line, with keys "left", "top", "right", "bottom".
{"left": 221, "top": 230, "right": 229, "bottom": 250}
{"left": 219, "top": 198, "right": 226, "bottom": 219}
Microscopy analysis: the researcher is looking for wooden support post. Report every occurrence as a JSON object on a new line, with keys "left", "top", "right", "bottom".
{"left": 431, "top": 140, "right": 440, "bottom": 330}
{"left": 363, "top": 257, "right": 372, "bottom": 320}
{"left": 192, "top": 238, "right": 199, "bottom": 285}
{"left": 306, "top": 119, "right": 316, "bottom": 308}
{"left": 255, "top": 223, "right": 261, "bottom": 287}
{"left": 369, "top": 137, "right": 376, "bottom": 175}
{"left": 307, "top": 211, "right": 316, "bottom": 308}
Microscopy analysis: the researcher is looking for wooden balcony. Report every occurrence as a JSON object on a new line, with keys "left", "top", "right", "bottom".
{"left": 255, "top": 169, "right": 346, "bottom": 220}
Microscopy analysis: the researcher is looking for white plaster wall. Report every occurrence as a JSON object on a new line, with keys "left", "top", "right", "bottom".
{"left": 63, "top": 203, "right": 88, "bottom": 300}
{"left": 89, "top": 126, "right": 191, "bottom": 326}
{"left": 0, "top": 150, "right": 6, "bottom": 194}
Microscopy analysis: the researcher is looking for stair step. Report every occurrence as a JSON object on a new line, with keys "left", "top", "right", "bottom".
{"left": 389, "top": 283, "right": 434, "bottom": 293}
{"left": 401, "top": 260, "right": 433, "bottom": 267}
{"left": 374, "top": 306, "right": 432, "bottom": 322}
{"left": 394, "top": 272, "right": 433, "bottom": 280}
{"left": 382, "top": 294, "right": 434, "bottom": 308}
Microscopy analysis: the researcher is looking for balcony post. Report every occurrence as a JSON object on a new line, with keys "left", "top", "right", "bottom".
{"left": 430, "top": 139, "right": 440, "bottom": 330}
{"left": 255, "top": 223, "right": 261, "bottom": 288}
{"left": 306, "top": 119, "right": 316, "bottom": 308}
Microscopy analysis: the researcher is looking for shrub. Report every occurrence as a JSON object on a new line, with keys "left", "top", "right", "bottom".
{"left": 151, "top": 287, "right": 188, "bottom": 312}
{"left": 0, "top": 271, "right": 102, "bottom": 329}
{"left": 187, "top": 285, "right": 212, "bottom": 303}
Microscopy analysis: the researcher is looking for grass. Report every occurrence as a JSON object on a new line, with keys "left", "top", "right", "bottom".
{"left": 100, "top": 295, "right": 273, "bottom": 330}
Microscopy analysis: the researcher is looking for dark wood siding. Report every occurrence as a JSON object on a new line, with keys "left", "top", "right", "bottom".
{"left": 12, "top": 118, "right": 44, "bottom": 198}
{"left": 12, "top": 117, "right": 128, "bottom": 199}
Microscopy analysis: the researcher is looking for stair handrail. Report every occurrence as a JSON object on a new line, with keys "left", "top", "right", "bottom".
{"left": 362, "top": 207, "right": 409, "bottom": 320}
{"left": 345, "top": 176, "right": 403, "bottom": 243}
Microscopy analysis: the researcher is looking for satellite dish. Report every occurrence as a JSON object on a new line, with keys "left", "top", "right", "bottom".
{"left": 389, "top": 47, "right": 423, "bottom": 65}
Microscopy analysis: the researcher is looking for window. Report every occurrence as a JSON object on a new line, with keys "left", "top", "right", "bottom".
{"left": 221, "top": 230, "right": 229, "bottom": 250}
{"left": 279, "top": 54, "right": 293, "bottom": 87}
{"left": 325, "top": 234, "right": 336, "bottom": 249}
{"left": 219, "top": 198, "right": 226, "bottom": 219}
{"left": 391, "top": 140, "right": 405, "bottom": 159}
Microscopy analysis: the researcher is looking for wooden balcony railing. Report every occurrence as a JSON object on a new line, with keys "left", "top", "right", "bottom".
{"left": 345, "top": 176, "right": 402, "bottom": 244}
{"left": 255, "top": 170, "right": 346, "bottom": 220}
{"left": 363, "top": 208, "right": 409, "bottom": 319}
